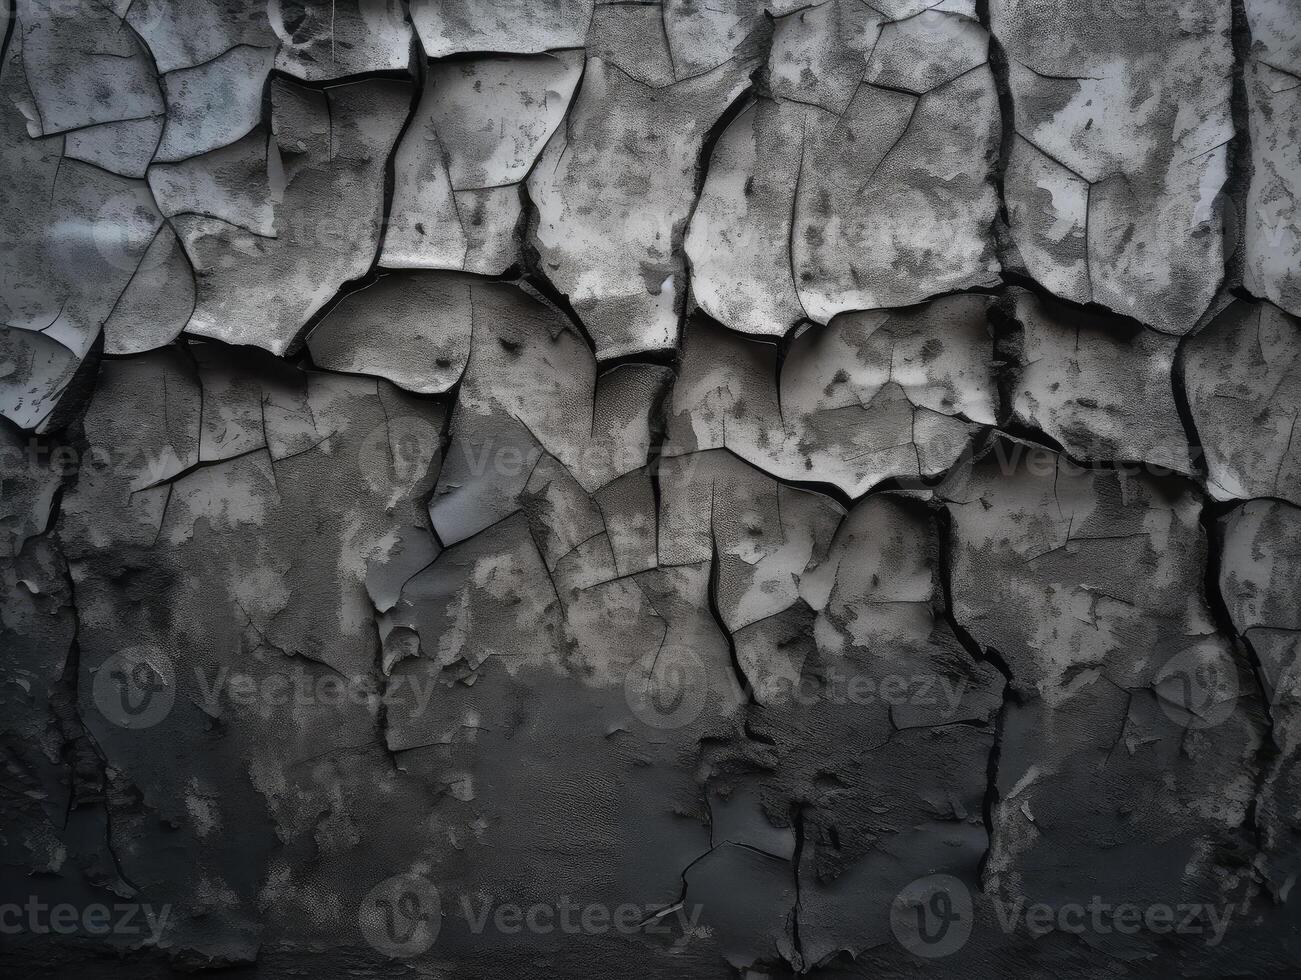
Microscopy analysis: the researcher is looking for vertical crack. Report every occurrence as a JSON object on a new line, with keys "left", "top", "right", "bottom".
{"left": 1222, "top": 0, "right": 1254, "bottom": 294}
{"left": 974, "top": 0, "right": 1016, "bottom": 271}
{"left": 1, "top": 0, "right": 16, "bottom": 73}
{"left": 933, "top": 502, "right": 1014, "bottom": 896}
{"left": 1200, "top": 500, "right": 1281, "bottom": 889}
{"left": 977, "top": 682, "right": 1010, "bottom": 892}
{"left": 787, "top": 803, "right": 807, "bottom": 971}
{"left": 708, "top": 490, "right": 754, "bottom": 707}
{"left": 677, "top": 76, "right": 757, "bottom": 350}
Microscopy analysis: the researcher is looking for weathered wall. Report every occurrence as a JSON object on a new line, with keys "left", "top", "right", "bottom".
{"left": 1, "top": 0, "right": 1299, "bottom": 976}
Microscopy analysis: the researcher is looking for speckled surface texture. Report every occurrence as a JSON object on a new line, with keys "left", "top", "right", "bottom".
{"left": 1, "top": 0, "right": 1299, "bottom": 977}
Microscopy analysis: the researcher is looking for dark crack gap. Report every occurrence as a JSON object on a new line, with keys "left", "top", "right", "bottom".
{"left": 1200, "top": 499, "right": 1281, "bottom": 888}
{"left": 708, "top": 490, "right": 755, "bottom": 708}
{"left": 1222, "top": 0, "right": 1255, "bottom": 292}
{"left": 0, "top": 0, "right": 16, "bottom": 74}
{"left": 789, "top": 802, "right": 808, "bottom": 971}
{"left": 930, "top": 498, "right": 1014, "bottom": 898}
{"left": 277, "top": 31, "right": 426, "bottom": 358}
{"left": 676, "top": 32, "right": 770, "bottom": 349}
{"left": 975, "top": 0, "right": 1015, "bottom": 269}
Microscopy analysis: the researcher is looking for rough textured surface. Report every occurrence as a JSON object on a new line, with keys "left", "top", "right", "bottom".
{"left": 994, "top": 0, "right": 1233, "bottom": 333}
{"left": 1220, "top": 498, "right": 1301, "bottom": 901}
{"left": 160, "top": 77, "right": 412, "bottom": 355}
{"left": 1185, "top": 298, "right": 1301, "bottom": 505}
{"left": 3, "top": 0, "right": 1301, "bottom": 977}
{"left": 939, "top": 437, "right": 1274, "bottom": 972}
{"left": 529, "top": 53, "right": 757, "bottom": 358}
{"left": 1005, "top": 288, "right": 1192, "bottom": 472}
{"left": 666, "top": 295, "right": 997, "bottom": 496}
{"left": 1243, "top": 0, "right": 1301, "bottom": 317}
{"left": 687, "top": 1, "right": 1002, "bottom": 337}
{"left": 381, "top": 51, "right": 582, "bottom": 274}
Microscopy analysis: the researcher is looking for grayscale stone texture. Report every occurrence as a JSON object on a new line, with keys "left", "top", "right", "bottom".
{"left": 1, "top": 0, "right": 1299, "bottom": 977}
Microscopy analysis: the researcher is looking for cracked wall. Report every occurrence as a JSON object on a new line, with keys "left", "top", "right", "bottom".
{"left": 1, "top": 0, "right": 1299, "bottom": 977}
